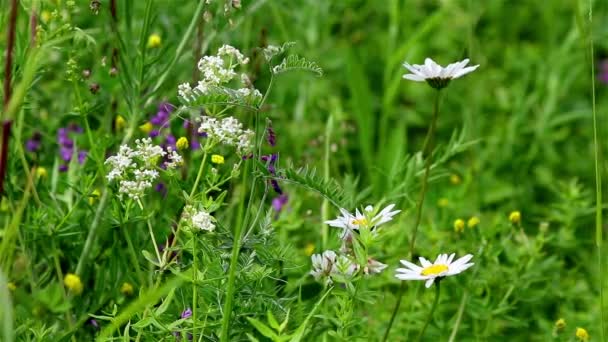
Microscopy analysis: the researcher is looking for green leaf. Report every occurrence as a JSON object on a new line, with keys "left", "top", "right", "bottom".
{"left": 267, "top": 310, "right": 280, "bottom": 331}
{"left": 272, "top": 55, "right": 323, "bottom": 77}
{"left": 247, "top": 317, "right": 278, "bottom": 339}
{"left": 142, "top": 250, "right": 160, "bottom": 267}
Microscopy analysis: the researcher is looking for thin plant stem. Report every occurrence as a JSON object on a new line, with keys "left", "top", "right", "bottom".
{"left": 416, "top": 281, "right": 441, "bottom": 342}
{"left": 588, "top": 1, "right": 605, "bottom": 339}
{"left": 382, "top": 89, "right": 442, "bottom": 342}
{"left": 448, "top": 291, "right": 468, "bottom": 342}
{"left": 192, "top": 236, "right": 198, "bottom": 341}
{"left": 123, "top": 225, "right": 146, "bottom": 286}
{"left": 190, "top": 150, "right": 209, "bottom": 198}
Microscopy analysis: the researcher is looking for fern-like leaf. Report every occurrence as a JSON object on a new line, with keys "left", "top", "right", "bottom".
{"left": 272, "top": 55, "right": 323, "bottom": 77}
{"left": 279, "top": 165, "right": 346, "bottom": 208}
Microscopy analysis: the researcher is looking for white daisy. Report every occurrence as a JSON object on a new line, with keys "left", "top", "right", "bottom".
{"left": 402, "top": 58, "right": 479, "bottom": 89}
{"left": 395, "top": 253, "right": 474, "bottom": 288}
{"left": 325, "top": 204, "right": 401, "bottom": 240}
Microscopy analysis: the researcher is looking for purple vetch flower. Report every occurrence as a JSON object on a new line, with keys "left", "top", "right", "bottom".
{"left": 155, "top": 182, "right": 167, "bottom": 197}
{"left": 272, "top": 194, "right": 288, "bottom": 212}
{"left": 68, "top": 123, "right": 84, "bottom": 133}
{"left": 78, "top": 150, "right": 87, "bottom": 164}
{"left": 149, "top": 130, "right": 161, "bottom": 138}
{"left": 60, "top": 146, "right": 73, "bottom": 161}
{"left": 26, "top": 132, "right": 42, "bottom": 152}
{"left": 59, "top": 164, "right": 69, "bottom": 172}
{"left": 266, "top": 124, "right": 276, "bottom": 147}
{"left": 89, "top": 319, "right": 99, "bottom": 329}
{"left": 600, "top": 60, "right": 608, "bottom": 84}
{"left": 181, "top": 308, "right": 192, "bottom": 319}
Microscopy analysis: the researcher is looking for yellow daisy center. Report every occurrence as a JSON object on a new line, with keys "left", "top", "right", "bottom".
{"left": 421, "top": 264, "right": 449, "bottom": 276}
{"left": 351, "top": 218, "right": 368, "bottom": 226}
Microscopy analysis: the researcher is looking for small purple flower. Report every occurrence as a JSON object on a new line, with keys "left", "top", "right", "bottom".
{"left": 60, "top": 146, "right": 73, "bottom": 161}
{"left": 181, "top": 308, "right": 192, "bottom": 319}
{"left": 78, "top": 150, "right": 87, "bottom": 164}
{"left": 272, "top": 194, "right": 288, "bottom": 212}
{"left": 59, "top": 164, "right": 69, "bottom": 172}
{"left": 155, "top": 182, "right": 167, "bottom": 197}
{"left": 266, "top": 125, "right": 276, "bottom": 147}
{"left": 89, "top": 319, "right": 99, "bottom": 329}
{"left": 68, "top": 123, "right": 83, "bottom": 133}
{"left": 149, "top": 130, "right": 161, "bottom": 138}
{"left": 190, "top": 139, "right": 200, "bottom": 150}
{"left": 270, "top": 179, "right": 282, "bottom": 194}
{"left": 26, "top": 139, "right": 41, "bottom": 152}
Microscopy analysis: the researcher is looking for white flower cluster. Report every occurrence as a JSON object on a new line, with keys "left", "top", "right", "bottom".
{"left": 178, "top": 45, "right": 262, "bottom": 105}
{"left": 310, "top": 250, "right": 357, "bottom": 285}
{"left": 105, "top": 138, "right": 182, "bottom": 200}
{"left": 181, "top": 205, "right": 215, "bottom": 232}
{"left": 197, "top": 115, "right": 254, "bottom": 154}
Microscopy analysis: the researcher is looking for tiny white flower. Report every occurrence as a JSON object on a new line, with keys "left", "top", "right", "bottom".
{"left": 395, "top": 253, "right": 474, "bottom": 288}
{"left": 325, "top": 204, "right": 401, "bottom": 240}
{"left": 364, "top": 258, "right": 388, "bottom": 275}
{"left": 310, "top": 250, "right": 337, "bottom": 283}
{"left": 402, "top": 58, "right": 479, "bottom": 89}
{"left": 182, "top": 205, "right": 215, "bottom": 232}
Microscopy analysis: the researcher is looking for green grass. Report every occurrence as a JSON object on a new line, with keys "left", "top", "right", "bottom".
{"left": 1, "top": 0, "right": 608, "bottom": 341}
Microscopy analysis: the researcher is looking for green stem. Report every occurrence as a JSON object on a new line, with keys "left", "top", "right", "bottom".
{"left": 382, "top": 89, "right": 441, "bottom": 342}
{"left": 588, "top": 1, "right": 605, "bottom": 339}
{"left": 190, "top": 150, "right": 208, "bottom": 198}
{"left": 123, "top": 225, "right": 145, "bottom": 286}
{"left": 192, "top": 236, "right": 197, "bottom": 341}
{"left": 417, "top": 281, "right": 441, "bottom": 341}
{"left": 448, "top": 291, "right": 468, "bottom": 342}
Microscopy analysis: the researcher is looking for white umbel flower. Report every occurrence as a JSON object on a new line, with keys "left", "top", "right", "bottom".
{"left": 402, "top": 58, "right": 479, "bottom": 89}
{"left": 325, "top": 204, "right": 400, "bottom": 240}
{"left": 182, "top": 205, "right": 215, "bottom": 232}
{"left": 395, "top": 253, "right": 474, "bottom": 288}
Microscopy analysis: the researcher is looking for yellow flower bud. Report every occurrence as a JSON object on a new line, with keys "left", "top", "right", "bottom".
{"left": 139, "top": 122, "right": 153, "bottom": 134}
{"left": 555, "top": 318, "right": 566, "bottom": 330}
{"left": 453, "top": 219, "right": 465, "bottom": 233}
{"left": 437, "top": 198, "right": 449, "bottom": 208}
{"left": 576, "top": 327, "right": 589, "bottom": 341}
{"left": 115, "top": 115, "right": 126, "bottom": 131}
{"left": 147, "top": 34, "right": 161, "bottom": 48}
{"left": 41, "top": 10, "right": 51, "bottom": 23}
{"left": 450, "top": 174, "right": 461, "bottom": 185}
{"left": 467, "top": 216, "right": 480, "bottom": 229}
{"left": 211, "top": 154, "right": 225, "bottom": 164}
{"left": 36, "top": 167, "right": 48, "bottom": 178}
{"left": 64, "top": 273, "right": 83, "bottom": 295}
{"left": 509, "top": 211, "right": 521, "bottom": 225}
{"left": 120, "top": 282, "right": 134, "bottom": 296}
{"left": 176, "top": 137, "right": 189, "bottom": 151}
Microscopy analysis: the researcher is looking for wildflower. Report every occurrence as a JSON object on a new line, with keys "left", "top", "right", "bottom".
{"left": 120, "top": 282, "right": 134, "bottom": 296}
{"left": 266, "top": 123, "right": 276, "bottom": 147}
{"left": 325, "top": 204, "right": 400, "bottom": 240}
{"left": 402, "top": 58, "right": 479, "bottom": 89}
{"left": 509, "top": 211, "right": 521, "bottom": 225}
{"left": 181, "top": 308, "right": 193, "bottom": 319}
{"left": 176, "top": 137, "right": 189, "bottom": 150}
{"left": 437, "top": 198, "right": 449, "bottom": 208}
{"left": 7, "top": 282, "right": 16, "bottom": 291}
{"left": 115, "top": 115, "right": 126, "bottom": 130}
{"left": 364, "top": 258, "right": 388, "bottom": 275}
{"left": 139, "top": 122, "right": 154, "bottom": 134}
{"left": 41, "top": 10, "right": 51, "bottom": 23}
{"left": 304, "top": 243, "right": 315, "bottom": 256}
{"left": 25, "top": 132, "right": 42, "bottom": 152}
{"left": 36, "top": 167, "right": 48, "bottom": 178}
{"left": 147, "top": 33, "right": 161, "bottom": 48}
{"left": 64, "top": 273, "right": 83, "bottom": 295}
{"left": 449, "top": 174, "right": 461, "bottom": 185}
{"left": 197, "top": 116, "right": 254, "bottom": 154}
{"left": 89, "top": 319, "right": 99, "bottom": 330}
{"left": 395, "top": 253, "right": 474, "bottom": 288}
{"left": 57, "top": 125, "right": 86, "bottom": 171}
{"left": 105, "top": 138, "right": 181, "bottom": 200}
{"left": 88, "top": 188, "right": 101, "bottom": 205}
{"left": 211, "top": 154, "right": 225, "bottom": 164}
{"left": 555, "top": 318, "right": 566, "bottom": 330}
{"left": 311, "top": 251, "right": 357, "bottom": 284}
{"left": 181, "top": 205, "right": 215, "bottom": 232}
{"left": 467, "top": 216, "right": 480, "bottom": 229}
{"left": 453, "top": 219, "right": 465, "bottom": 233}
{"left": 272, "top": 194, "right": 288, "bottom": 212}
{"left": 576, "top": 327, "right": 589, "bottom": 341}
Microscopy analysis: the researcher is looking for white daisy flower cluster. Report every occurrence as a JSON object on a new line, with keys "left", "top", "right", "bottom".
{"left": 325, "top": 204, "right": 401, "bottom": 241}
{"left": 178, "top": 45, "right": 262, "bottom": 104}
{"left": 181, "top": 205, "right": 215, "bottom": 232}
{"left": 105, "top": 138, "right": 182, "bottom": 200}
{"left": 396, "top": 253, "right": 474, "bottom": 288}
{"left": 197, "top": 115, "right": 254, "bottom": 154}
{"left": 402, "top": 58, "right": 479, "bottom": 89}
{"left": 310, "top": 204, "right": 399, "bottom": 284}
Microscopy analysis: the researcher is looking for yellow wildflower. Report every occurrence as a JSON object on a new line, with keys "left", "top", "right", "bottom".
{"left": 89, "top": 189, "right": 101, "bottom": 205}
{"left": 304, "top": 243, "right": 315, "bottom": 256}
{"left": 509, "top": 211, "right": 521, "bottom": 225}
{"left": 211, "top": 154, "right": 225, "bottom": 164}
{"left": 453, "top": 219, "right": 465, "bottom": 233}
{"left": 449, "top": 174, "right": 461, "bottom": 185}
{"left": 41, "top": 10, "right": 51, "bottom": 23}
{"left": 467, "top": 216, "right": 480, "bottom": 229}
{"left": 176, "top": 137, "right": 189, "bottom": 151}
{"left": 139, "top": 121, "right": 153, "bottom": 134}
{"left": 147, "top": 34, "right": 161, "bottom": 48}
{"left": 36, "top": 167, "right": 48, "bottom": 178}
{"left": 120, "top": 282, "right": 134, "bottom": 296}
{"left": 115, "top": 115, "right": 126, "bottom": 130}
{"left": 555, "top": 318, "right": 566, "bottom": 330}
{"left": 64, "top": 273, "right": 83, "bottom": 295}
{"left": 575, "top": 327, "right": 589, "bottom": 341}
